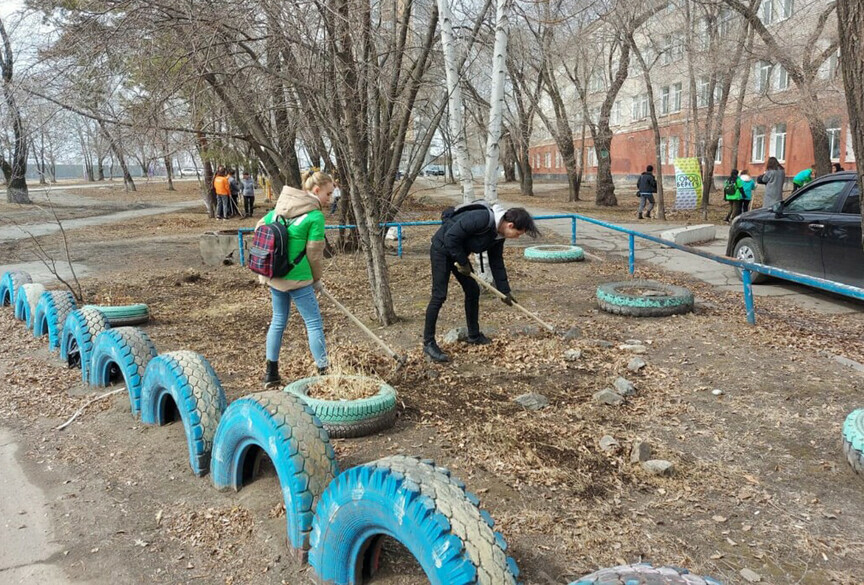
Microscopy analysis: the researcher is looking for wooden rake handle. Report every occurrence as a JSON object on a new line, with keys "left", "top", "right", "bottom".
{"left": 455, "top": 263, "right": 555, "bottom": 332}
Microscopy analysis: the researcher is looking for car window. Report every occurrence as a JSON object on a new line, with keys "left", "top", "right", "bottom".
{"left": 784, "top": 180, "right": 848, "bottom": 213}
{"left": 842, "top": 185, "right": 860, "bottom": 215}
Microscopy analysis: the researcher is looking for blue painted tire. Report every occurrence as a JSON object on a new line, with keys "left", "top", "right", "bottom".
{"left": 18, "top": 283, "right": 46, "bottom": 329}
{"left": 60, "top": 307, "right": 110, "bottom": 383}
{"left": 140, "top": 351, "right": 228, "bottom": 476}
{"left": 309, "top": 455, "right": 519, "bottom": 585}
{"left": 569, "top": 563, "right": 722, "bottom": 584}
{"left": 843, "top": 409, "right": 864, "bottom": 476}
{"left": 210, "top": 391, "right": 338, "bottom": 553}
{"left": 32, "top": 290, "right": 77, "bottom": 349}
{"left": 83, "top": 303, "right": 150, "bottom": 327}
{"left": 13, "top": 289, "right": 28, "bottom": 321}
{"left": 524, "top": 245, "right": 584, "bottom": 263}
{"left": 89, "top": 327, "right": 158, "bottom": 416}
{"left": 284, "top": 375, "right": 397, "bottom": 438}
{"left": 597, "top": 280, "right": 693, "bottom": 318}
{"left": 0, "top": 270, "right": 31, "bottom": 306}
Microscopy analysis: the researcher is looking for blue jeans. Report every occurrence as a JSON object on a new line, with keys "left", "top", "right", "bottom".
{"left": 638, "top": 193, "right": 655, "bottom": 215}
{"left": 216, "top": 195, "right": 230, "bottom": 218}
{"left": 266, "top": 285, "right": 328, "bottom": 368}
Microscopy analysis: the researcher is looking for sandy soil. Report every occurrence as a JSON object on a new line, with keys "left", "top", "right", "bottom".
{"left": 1, "top": 182, "right": 863, "bottom": 585}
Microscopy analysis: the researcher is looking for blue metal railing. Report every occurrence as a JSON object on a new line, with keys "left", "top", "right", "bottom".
{"left": 236, "top": 213, "right": 864, "bottom": 324}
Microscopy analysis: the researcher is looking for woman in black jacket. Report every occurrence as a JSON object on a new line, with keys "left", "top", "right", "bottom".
{"left": 422, "top": 202, "right": 538, "bottom": 363}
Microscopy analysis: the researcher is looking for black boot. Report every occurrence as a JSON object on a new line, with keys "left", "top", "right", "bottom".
{"left": 423, "top": 341, "right": 450, "bottom": 363}
{"left": 317, "top": 365, "right": 329, "bottom": 375}
{"left": 263, "top": 360, "right": 281, "bottom": 389}
{"left": 637, "top": 213, "right": 644, "bottom": 219}
{"left": 465, "top": 332, "right": 491, "bottom": 345}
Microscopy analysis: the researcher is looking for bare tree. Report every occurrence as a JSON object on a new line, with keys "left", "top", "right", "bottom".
{"left": 0, "top": 15, "right": 31, "bottom": 203}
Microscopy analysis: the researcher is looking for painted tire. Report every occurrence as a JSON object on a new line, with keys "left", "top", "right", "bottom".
{"left": 60, "top": 308, "right": 110, "bottom": 384}
{"left": 0, "top": 270, "right": 31, "bottom": 306}
{"left": 309, "top": 455, "right": 519, "bottom": 585}
{"left": 89, "top": 327, "right": 158, "bottom": 416}
{"left": 19, "top": 283, "right": 46, "bottom": 329}
{"left": 596, "top": 280, "right": 693, "bottom": 318}
{"left": 13, "top": 289, "right": 28, "bottom": 321}
{"left": 569, "top": 563, "right": 722, "bottom": 584}
{"left": 32, "top": 290, "right": 77, "bottom": 350}
{"left": 210, "top": 391, "right": 338, "bottom": 553}
{"left": 842, "top": 409, "right": 864, "bottom": 476}
{"left": 140, "top": 351, "right": 227, "bottom": 476}
{"left": 284, "top": 375, "right": 397, "bottom": 438}
{"left": 83, "top": 303, "right": 150, "bottom": 327}
{"left": 524, "top": 245, "right": 584, "bottom": 263}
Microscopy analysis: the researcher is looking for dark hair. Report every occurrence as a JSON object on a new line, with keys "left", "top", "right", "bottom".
{"left": 729, "top": 169, "right": 739, "bottom": 179}
{"left": 766, "top": 157, "right": 783, "bottom": 171}
{"left": 502, "top": 207, "right": 539, "bottom": 238}
{"left": 741, "top": 169, "right": 749, "bottom": 175}
{"left": 228, "top": 169, "right": 236, "bottom": 175}
{"left": 833, "top": 163, "right": 843, "bottom": 172}
{"left": 646, "top": 165, "right": 654, "bottom": 172}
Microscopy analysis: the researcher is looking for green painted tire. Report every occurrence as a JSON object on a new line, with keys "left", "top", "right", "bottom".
{"left": 524, "top": 245, "right": 584, "bottom": 263}
{"left": 843, "top": 409, "right": 864, "bottom": 476}
{"left": 284, "top": 375, "right": 397, "bottom": 439}
{"left": 83, "top": 303, "right": 150, "bottom": 327}
{"left": 597, "top": 280, "right": 693, "bottom": 317}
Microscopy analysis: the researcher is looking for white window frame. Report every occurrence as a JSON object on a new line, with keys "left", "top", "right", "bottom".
{"left": 715, "top": 137, "right": 723, "bottom": 163}
{"left": 770, "top": 123, "right": 787, "bottom": 162}
{"left": 755, "top": 61, "right": 772, "bottom": 93}
{"left": 827, "top": 120, "right": 841, "bottom": 161}
{"left": 659, "top": 137, "right": 667, "bottom": 164}
{"left": 718, "top": 8, "right": 733, "bottom": 38}
{"left": 587, "top": 147, "right": 597, "bottom": 167}
{"left": 555, "top": 152, "right": 562, "bottom": 168}
{"left": 668, "top": 136, "right": 680, "bottom": 164}
{"left": 534, "top": 153, "right": 541, "bottom": 169}
{"left": 697, "top": 76, "right": 710, "bottom": 107}
{"left": 660, "top": 86, "right": 670, "bottom": 116}
{"left": 847, "top": 125, "right": 856, "bottom": 162}
{"left": 775, "top": 66, "right": 789, "bottom": 91}
{"left": 544, "top": 152, "right": 552, "bottom": 168}
{"left": 752, "top": 125, "right": 766, "bottom": 163}
{"left": 671, "top": 83, "right": 682, "bottom": 113}
{"left": 611, "top": 100, "right": 622, "bottom": 126}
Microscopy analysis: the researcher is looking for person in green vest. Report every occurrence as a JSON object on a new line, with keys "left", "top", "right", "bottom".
{"left": 723, "top": 169, "right": 743, "bottom": 223}
{"left": 256, "top": 171, "right": 333, "bottom": 388}
{"left": 791, "top": 165, "right": 815, "bottom": 193}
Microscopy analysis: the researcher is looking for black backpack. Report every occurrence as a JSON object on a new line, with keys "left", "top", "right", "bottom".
{"left": 440, "top": 200, "right": 496, "bottom": 231}
{"left": 723, "top": 179, "right": 738, "bottom": 199}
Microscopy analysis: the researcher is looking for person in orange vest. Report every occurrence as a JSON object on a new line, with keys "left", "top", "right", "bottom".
{"left": 213, "top": 167, "right": 231, "bottom": 220}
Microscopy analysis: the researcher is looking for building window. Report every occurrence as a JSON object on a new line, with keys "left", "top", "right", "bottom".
{"left": 544, "top": 152, "right": 551, "bottom": 168}
{"left": 770, "top": 123, "right": 787, "bottom": 161}
{"left": 659, "top": 138, "right": 667, "bottom": 164}
{"left": 752, "top": 125, "right": 766, "bottom": 162}
{"left": 824, "top": 50, "right": 840, "bottom": 79}
{"left": 611, "top": 100, "right": 622, "bottom": 126}
{"left": 697, "top": 76, "right": 710, "bottom": 107}
{"left": 587, "top": 147, "right": 597, "bottom": 167}
{"left": 534, "top": 154, "right": 540, "bottom": 169}
{"left": 588, "top": 68, "right": 604, "bottom": 93}
{"left": 755, "top": 61, "right": 772, "bottom": 93}
{"left": 775, "top": 66, "right": 789, "bottom": 91}
{"left": 827, "top": 119, "right": 841, "bottom": 160}
{"left": 715, "top": 137, "right": 723, "bottom": 163}
{"left": 697, "top": 17, "right": 710, "bottom": 50}
{"left": 555, "top": 152, "right": 562, "bottom": 168}
{"left": 660, "top": 86, "right": 670, "bottom": 115}
{"left": 847, "top": 125, "right": 856, "bottom": 162}
{"left": 631, "top": 94, "right": 649, "bottom": 120}
{"left": 671, "top": 83, "right": 682, "bottom": 112}
{"left": 668, "top": 136, "right": 680, "bottom": 164}
{"left": 718, "top": 8, "right": 734, "bottom": 38}
{"left": 760, "top": 0, "right": 774, "bottom": 24}
{"left": 760, "top": 0, "right": 793, "bottom": 24}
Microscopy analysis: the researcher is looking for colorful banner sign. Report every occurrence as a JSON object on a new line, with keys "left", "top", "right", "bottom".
{"left": 673, "top": 158, "right": 703, "bottom": 210}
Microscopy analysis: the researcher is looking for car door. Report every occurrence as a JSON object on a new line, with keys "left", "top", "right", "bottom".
{"left": 760, "top": 179, "right": 849, "bottom": 279}
{"left": 821, "top": 183, "right": 864, "bottom": 287}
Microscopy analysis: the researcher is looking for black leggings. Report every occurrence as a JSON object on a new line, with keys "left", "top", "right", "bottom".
{"left": 243, "top": 196, "right": 254, "bottom": 216}
{"left": 423, "top": 245, "right": 480, "bottom": 344}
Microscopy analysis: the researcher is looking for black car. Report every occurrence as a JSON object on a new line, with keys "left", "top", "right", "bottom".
{"left": 726, "top": 171, "right": 862, "bottom": 286}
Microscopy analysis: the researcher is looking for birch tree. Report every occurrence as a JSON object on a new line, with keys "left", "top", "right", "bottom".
{"left": 482, "top": 0, "right": 512, "bottom": 203}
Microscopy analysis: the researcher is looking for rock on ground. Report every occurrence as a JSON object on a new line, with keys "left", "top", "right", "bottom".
{"left": 564, "top": 349, "right": 582, "bottom": 362}
{"left": 613, "top": 377, "right": 636, "bottom": 396}
{"left": 642, "top": 459, "right": 674, "bottom": 476}
{"left": 594, "top": 388, "right": 625, "bottom": 406}
{"left": 627, "top": 357, "right": 647, "bottom": 372}
{"left": 513, "top": 392, "right": 549, "bottom": 411}
{"left": 630, "top": 440, "right": 652, "bottom": 463}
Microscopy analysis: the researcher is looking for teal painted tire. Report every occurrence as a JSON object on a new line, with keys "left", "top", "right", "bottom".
{"left": 32, "top": 290, "right": 77, "bottom": 350}
{"left": 597, "top": 280, "right": 693, "bottom": 318}
{"left": 89, "top": 327, "right": 158, "bottom": 416}
{"left": 83, "top": 303, "right": 150, "bottom": 327}
{"left": 60, "top": 307, "right": 110, "bottom": 383}
{"left": 1, "top": 270, "right": 32, "bottom": 306}
{"left": 140, "top": 351, "right": 227, "bottom": 476}
{"left": 843, "top": 409, "right": 864, "bottom": 476}
{"left": 309, "top": 456, "right": 519, "bottom": 585}
{"left": 210, "top": 391, "right": 338, "bottom": 553}
{"left": 569, "top": 563, "right": 722, "bottom": 584}
{"left": 18, "top": 283, "right": 46, "bottom": 329}
{"left": 284, "top": 375, "right": 397, "bottom": 439}
{"left": 524, "top": 245, "right": 584, "bottom": 263}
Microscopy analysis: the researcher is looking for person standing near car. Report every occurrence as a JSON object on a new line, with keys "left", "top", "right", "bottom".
{"left": 757, "top": 157, "right": 785, "bottom": 208}
{"left": 422, "top": 202, "right": 539, "bottom": 363}
{"left": 723, "top": 169, "right": 743, "bottom": 223}
{"left": 738, "top": 170, "right": 755, "bottom": 213}
{"left": 636, "top": 165, "right": 657, "bottom": 219}
{"left": 791, "top": 165, "right": 815, "bottom": 193}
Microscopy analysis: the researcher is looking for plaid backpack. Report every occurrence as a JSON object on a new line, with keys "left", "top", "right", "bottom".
{"left": 248, "top": 215, "right": 307, "bottom": 279}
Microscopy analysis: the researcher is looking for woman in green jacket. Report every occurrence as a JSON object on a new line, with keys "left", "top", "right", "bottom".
{"left": 723, "top": 169, "right": 743, "bottom": 223}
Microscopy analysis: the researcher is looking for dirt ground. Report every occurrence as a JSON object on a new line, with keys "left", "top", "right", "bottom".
{"left": 1, "top": 180, "right": 863, "bottom": 585}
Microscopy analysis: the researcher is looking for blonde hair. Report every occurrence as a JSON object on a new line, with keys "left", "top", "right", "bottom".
{"left": 302, "top": 170, "right": 333, "bottom": 192}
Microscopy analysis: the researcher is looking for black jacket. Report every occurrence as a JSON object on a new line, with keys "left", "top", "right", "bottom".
{"left": 637, "top": 172, "right": 657, "bottom": 194}
{"left": 431, "top": 209, "right": 511, "bottom": 294}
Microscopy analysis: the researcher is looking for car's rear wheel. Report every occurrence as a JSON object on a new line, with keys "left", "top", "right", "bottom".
{"left": 733, "top": 236, "right": 768, "bottom": 284}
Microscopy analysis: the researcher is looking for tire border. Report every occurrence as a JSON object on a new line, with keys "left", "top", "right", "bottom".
{"left": 32, "top": 290, "right": 77, "bottom": 349}
{"left": 596, "top": 280, "right": 693, "bottom": 318}
{"left": 568, "top": 562, "right": 723, "bottom": 584}
{"left": 19, "top": 283, "right": 46, "bottom": 330}
{"left": 60, "top": 307, "right": 111, "bottom": 384}
{"left": 524, "top": 245, "right": 585, "bottom": 263}
{"left": 0, "top": 270, "right": 31, "bottom": 307}
{"left": 83, "top": 303, "right": 150, "bottom": 327}
{"left": 89, "top": 327, "right": 158, "bottom": 416}
{"left": 842, "top": 408, "right": 864, "bottom": 476}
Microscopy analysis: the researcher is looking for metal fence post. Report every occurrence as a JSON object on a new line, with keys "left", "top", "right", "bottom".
{"left": 628, "top": 233, "right": 635, "bottom": 274}
{"left": 571, "top": 216, "right": 576, "bottom": 245}
{"left": 742, "top": 268, "right": 756, "bottom": 324}
{"left": 397, "top": 225, "right": 403, "bottom": 258}
{"left": 238, "top": 231, "right": 245, "bottom": 266}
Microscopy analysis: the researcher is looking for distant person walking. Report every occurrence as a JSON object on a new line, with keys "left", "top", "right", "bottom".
{"left": 723, "top": 169, "right": 743, "bottom": 223}
{"left": 738, "top": 170, "right": 755, "bottom": 213}
{"left": 241, "top": 171, "right": 255, "bottom": 217}
{"left": 791, "top": 165, "right": 815, "bottom": 193}
{"left": 833, "top": 163, "right": 844, "bottom": 173}
{"left": 636, "top": 165, "right": 657, "bottom": 220}
{"left": 757, "top": 157, "right": 785, "bottom": 208}
{"left": 213, "top": 168, "right": 231, "bottom": 220}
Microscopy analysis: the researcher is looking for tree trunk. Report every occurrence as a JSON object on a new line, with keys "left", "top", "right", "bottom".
{"left": 164, "top": 156, "right": 175, "bottom": 191}
{"left": 482, "top": 0, "right": 511, "bottom": 203}
{"left": 197, "top": 131, "right": 216, "bottom": 217}
{"left": 518, "top": 149, "right": 533, "bottom": 196}
{"left": 836, "top": 0, "right": 864, "bottom": 244}
{"left": 97, "top": 158, "right": 105, "bottom": 181}
{"left": 0, "top": 16, "right": 30, "bottom": 204}
{"left": 630, "top": 36, "right": 665, "bottom": 219}
{"left": 594, "top": 130, "right": 617, "bottom": 206}
{"left": 502, "top": 132, "right": 517, "bottom": 182}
